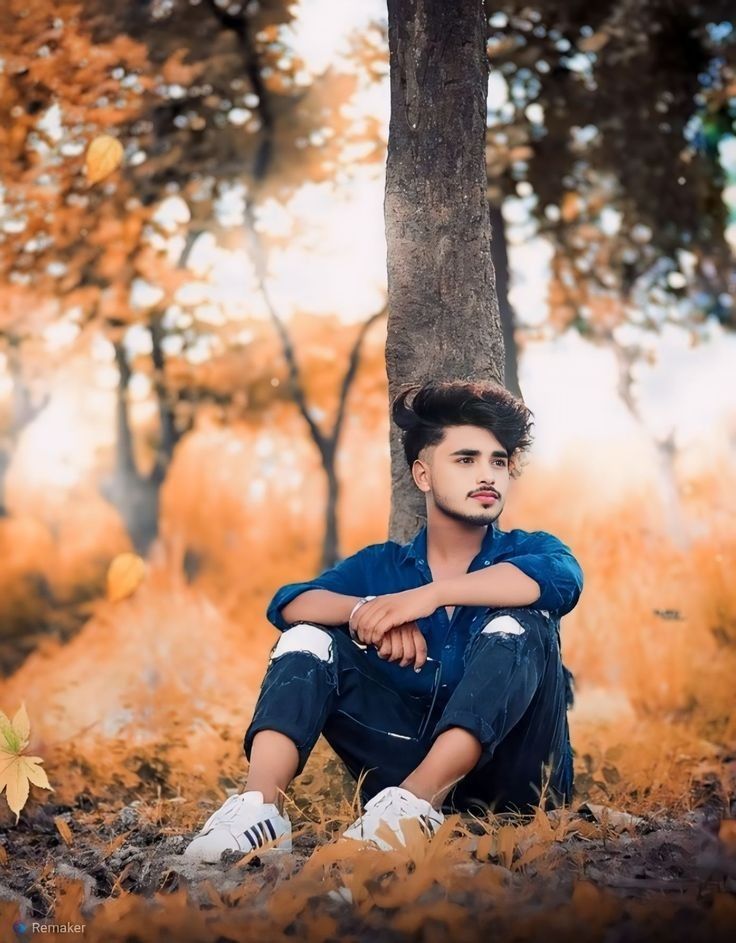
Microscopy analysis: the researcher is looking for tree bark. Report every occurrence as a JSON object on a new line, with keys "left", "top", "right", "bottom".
{"left": 385, "top": 0, "right": 504, "bottom": 543}
{"left": 489, "top": 202, "right": 521, "bottom": 399}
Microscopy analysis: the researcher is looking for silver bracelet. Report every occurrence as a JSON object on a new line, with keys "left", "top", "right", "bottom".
{"left": 348, "top": 595, "right": 376, "bottom": 640}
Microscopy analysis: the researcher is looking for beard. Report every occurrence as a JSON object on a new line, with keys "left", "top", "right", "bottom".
{"left": 432, "top": 490, "right": 504, "bottom": 527}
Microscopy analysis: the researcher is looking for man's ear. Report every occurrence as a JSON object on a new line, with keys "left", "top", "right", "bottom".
{"left": 411, "top": 457, "right": 431, "bottom": 493}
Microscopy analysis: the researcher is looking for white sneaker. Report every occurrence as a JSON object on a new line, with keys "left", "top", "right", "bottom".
{"left": 183, "top": 790, "right": 292, "bottom": 863}
{"left": 342, "top": 786, "right": 444, "bottom": 851}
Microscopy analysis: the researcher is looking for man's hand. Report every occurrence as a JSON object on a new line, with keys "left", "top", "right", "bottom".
{"left": 351, "top": 585, "right": 440, "bottom": 647}
{"left": 375, "top": 622, "right": 428, "bottom": 670}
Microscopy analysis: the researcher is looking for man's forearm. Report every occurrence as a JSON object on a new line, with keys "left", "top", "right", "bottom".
{"left": 432, "top": 563, "right": 541, "bottom": 609}
{"left": 281, "top": 589, "right": 361, "bottom": 626}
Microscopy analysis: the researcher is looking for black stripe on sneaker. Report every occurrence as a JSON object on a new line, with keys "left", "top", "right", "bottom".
{"left": 257, "top": 822, "right": 269, "bottom": 844}
{"left": 264, "top": 818, "right": 277, "bottom": 841}
{"left": 243, "top": 826, "right": 259, "bottom": 850}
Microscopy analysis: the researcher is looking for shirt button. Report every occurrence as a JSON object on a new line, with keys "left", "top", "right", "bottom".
{"left": 483, "top": 560, "right": 490, "bottom": 566}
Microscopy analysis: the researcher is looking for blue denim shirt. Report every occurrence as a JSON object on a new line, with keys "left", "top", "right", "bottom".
{"left": 267, "top": 523, "right": 583, "bottom": 704}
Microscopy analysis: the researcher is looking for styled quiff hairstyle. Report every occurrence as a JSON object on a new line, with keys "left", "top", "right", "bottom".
{"left": 391, "top": 380, "right": 534, "bottom": 478}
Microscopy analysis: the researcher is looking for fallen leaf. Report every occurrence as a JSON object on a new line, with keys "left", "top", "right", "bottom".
{"left": 85, "top": 135, "right": 124, "bottom": 184}
{"left": 55, "top": 816, "right": 74, "bottom": 847}
{"left": 0, "top": 703, "right": 54, "bottom": 823}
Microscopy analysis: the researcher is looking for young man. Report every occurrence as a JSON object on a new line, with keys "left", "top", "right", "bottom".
{"left": 184, "top": 380, "right": 583, "bottom": 861}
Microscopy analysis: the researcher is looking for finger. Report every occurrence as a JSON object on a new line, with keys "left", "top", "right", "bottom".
{"left": 388, "top": 630, "right": 404, "bottom": 663}
{"left": 377, "top": 629, "right": 394, "bottom": 658}
{"left": 356, "top": 604, "right": 384, "bottom": 644}
{"left": 369, "top": 616, "right": 394, "bottom": 647}
{"left": 356, "top": 602, "right": 387, "bottom": 643}
{"left": 399, "top": 625, "right": 415, "bottom": 667}
{"left": 412, "top": 629, "right": 428, "bottom": 670}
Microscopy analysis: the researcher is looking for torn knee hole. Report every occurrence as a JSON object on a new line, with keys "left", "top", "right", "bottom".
{"left": 481, "top": 615, "right": 525, "bottom": 636}
{"left": 271, "top": 624, "right": 334, "bottom": 662}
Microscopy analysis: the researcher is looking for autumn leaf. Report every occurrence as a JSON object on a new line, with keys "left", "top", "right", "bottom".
{"left": 107, "top": 552, "right": 146, "bottom": 602}
{"left": 55, "top": 816, "right": 74, "bottom": 846}
{"left": 85, "top": 135, "right": 124, "bottom": 184}
{"left": 0, "top": 703, "right": 53, "bottom": 824}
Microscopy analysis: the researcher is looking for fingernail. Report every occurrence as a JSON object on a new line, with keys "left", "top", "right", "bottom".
{"left": 414, "top": 666, "right": 422, "bottom": 673}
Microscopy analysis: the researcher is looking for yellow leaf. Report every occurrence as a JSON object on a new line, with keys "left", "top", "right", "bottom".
{"left": 11, "top": 702, "right": 30, "bottom": 749}
{"left": 107, "top": 552, "right": 146, "bottom": 602}
{"left": 0, "top": 709, "right": 15, "bottom": 750}
{"left": 0, "top": 750, "right": 53, "bottom": 824}
{"left": 85, "top": 135, "right": 124, "bottom": 184}
{"left": 0, "top": 702, "right": 30, "bottom": 753}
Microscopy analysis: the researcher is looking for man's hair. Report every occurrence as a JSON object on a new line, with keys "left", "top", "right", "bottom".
{"left": 391, "top": 380, "right": 534, "bottom": 477}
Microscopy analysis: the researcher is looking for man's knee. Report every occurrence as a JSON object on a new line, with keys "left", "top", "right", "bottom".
{"left": 479, "top": 607, "right": 550, "bottom": 638}
{"left": 481, "top": 614, "right": 526, "bottom": 637}
{"left": 270, "top": 623, "right": 334, "bottom": 663}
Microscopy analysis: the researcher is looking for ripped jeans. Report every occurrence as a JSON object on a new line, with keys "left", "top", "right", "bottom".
{"left": 243, "top": 607, "right": 574, "bottom": 813}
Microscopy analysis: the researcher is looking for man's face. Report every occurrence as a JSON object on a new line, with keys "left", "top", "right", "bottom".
{"left": 412, "top": 425, "right": 511, "bottom": 526}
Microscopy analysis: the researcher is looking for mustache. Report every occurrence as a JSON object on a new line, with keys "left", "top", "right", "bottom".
{"left": 469, "top": 488, "right": 500, "bottom": 498}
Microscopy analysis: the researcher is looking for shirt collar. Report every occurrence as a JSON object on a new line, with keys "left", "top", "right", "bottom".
{"left": 398, "top": 520, "right": 499, "bottom": 566}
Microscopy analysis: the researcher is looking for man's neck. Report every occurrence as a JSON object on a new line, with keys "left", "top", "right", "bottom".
{"left": 425, "top": 506, "right": 487, "bottom": 566}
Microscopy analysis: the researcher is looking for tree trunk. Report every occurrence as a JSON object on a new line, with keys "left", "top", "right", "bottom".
{"left": 489, "top": 202, "right": 521, "bottom": 399}
{"left": 385, "top": 0, "right": 504, "bottom": 543}
{"left": 101, "top": 342, "right": 160, "bottom": 555}
{"left": 113, "top": 341, "right": 138, "bottom": 480}
{"left": 321, "top": 452, "right": 340, "bottom": 572}
{"left": 149, "top": 312, "right": 180, "bottom": 483}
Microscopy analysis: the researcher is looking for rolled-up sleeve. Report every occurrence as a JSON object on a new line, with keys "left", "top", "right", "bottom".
{"left": 266, "top": 549, "right": 374, "bottom": 631}
{"left": 501, "top": 532, "right": 584, "bottom": 616}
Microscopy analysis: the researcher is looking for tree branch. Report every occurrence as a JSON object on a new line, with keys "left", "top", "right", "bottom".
{"left": 204, "top": 0, "right": 274, "bottom": 180}
{"left": 332, "top": 306, "right": 387, "bottom": 451}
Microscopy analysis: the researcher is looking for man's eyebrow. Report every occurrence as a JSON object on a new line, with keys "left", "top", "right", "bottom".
{"left": 448, "top": 448, "right": 509, "bottom": 459}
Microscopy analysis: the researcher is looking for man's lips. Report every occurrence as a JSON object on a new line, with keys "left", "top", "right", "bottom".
{"left": 470, "top": 491, "right": 499, "bottom": 501}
